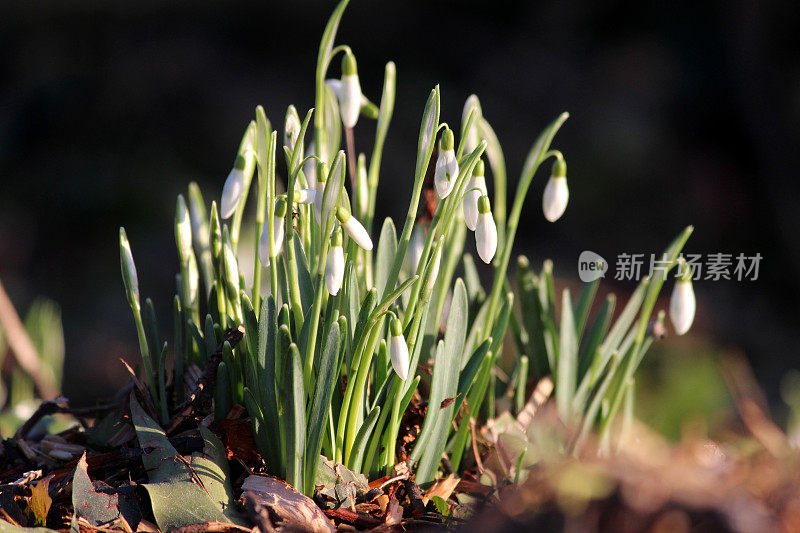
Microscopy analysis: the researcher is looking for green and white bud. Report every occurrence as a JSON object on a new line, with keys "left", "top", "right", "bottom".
{"left": 425, "top": 239, "right": 443, "bottom": 292}
{"left": 543, "top": 156, "right": 569, "bottom": 222}
{"left": 339, "top": 51, "right": 362, "bottom": 128}
{"left": 434, "top": 127, "right": 458, "bottom": 199}
{"left": 325, "top": 228, "right": 345, "bottom": 296}
{"left": 408, "top": 224, "right": 426, "bottom": 274}
{"left": 294, "top": 188, "right": 317, "bottom": 205}
{"left": 461, "top": 95, "right": 482, "bottom": 155}
{"left": 186, "top": 251, "right": 199, "bottom": 305}
{"left": 284, "top": 105, "right": 302, "bottom": 154}
{"left": 175, "top": 194, "right": 193, "bottom": 262}
{"left": 119, "top": 227, "right": 140, "bottom": 309}
{"left": 475, "top": 195, "right": 497, "bottom": 264}
{"left": 669, "top": 259, "right": 696, "bottom": 335}
{"left": 389, "top": 317, "right": 410, "bottom": 380}
{"left": 259, "top": 198, "right": 287, "bottom": 266}
{"left": 462, "top": 160, "right": 488, "bottom": 231}
{"left": 221, "top": 122, "right": 256, "bottom": 219}
{"left": 337, "top": 207, "right": 373, "bottom": 251}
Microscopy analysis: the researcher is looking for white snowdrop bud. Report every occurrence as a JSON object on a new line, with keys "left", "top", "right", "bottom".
{"left": 425, "top": 241, "right": 442, "bottom": 292}
{"left": 221, "top": 123, "right": 256, "bottom": 219}
{"left": 475, "top": 196, "right": 497, "bottom": 264}
{"left": 259, "top": 198, "right": 287, "bottom": 266}
{"left": 408, "top": 224, "right": 425, "bottom": 273}
{"left": 434, "top": 127, "right": 458, "bottom": 199}
{"left": 542, "top": 156, "right": 569, "bottom": 222}
{"left": 337, "top": 207, "right": 373, "bottom": 251}
{"left": 119, "top": 227, "right": 140, "bottom": 309}
{"left": 462, "top": 95, "right": 481, "bottom": 155}
{"left": 669, "top": 260, "right": 696, "bottom": 335}
{"left": 325, "top": 228, "right": 345, "bottom": 296}
{"left": 284, "top": 105, "right": 301, "bottom": 153}
{"left": 339, "top": 52, "right": 362, "bottom": 128}
{"left": 186, "top": 252, "right": 199, "bottom": 305}
{"left": 175, "top": 195, "right": 193, "bottom": 262}
{"left": 389, "top": 317, "right": 410, "bottom": 380}
{"left": 462, "top": 160, "right": 487, "bottom": 231}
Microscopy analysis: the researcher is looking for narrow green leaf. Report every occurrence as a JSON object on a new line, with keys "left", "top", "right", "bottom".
{"left": 556, "top": 289, "right": 577, "bottom": 421}
{"left": 256, "top": 296, "right": 280, "bottom": 472}
{"left": 293, "top": 236, "right": 314, "bottom": 314}
{"left": 347, "top": 406, "right": 380, "bottom": 473}
{"left": 374, "top": 218, "right": 398, "bottom": 301}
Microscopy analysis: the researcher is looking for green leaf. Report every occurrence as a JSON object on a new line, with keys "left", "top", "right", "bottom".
{"left": 215, "top": 361, "right": 232, "bottom": 420}
{"left": 462, "top": 253, "right": 485, "bottom": 304}
{"left": 257, "top": 296, "right": 280, "bottom": 472}
{"left": 413, "top": 279, "right": 468, "bottom": 486}
{"left": 556, "top": 289, "right": 578, "bottom": 421}
{"left": 304, "top": 322, "right": 340, "bottom": 496}
{"left": 283, "top": 343, "right": 306, "bottom": 489}
{"left": 72, "top": 454, "right": 124, "bottom": 526}
{"left": 343, "top": 261, "right": 360, "bottom": 340}
{"left": 415, "top": 87, "right": 440, "bottom": 185}
{"left": 142, "top": 482, "right": 227, "bottom": 532}
{"left": 457, "top": 338, "right": 491, "bottom": 399}
{"left": 293, "top": 236, "right": 314, "bottom": 314}
{"left": 347, "top": 405, "right": 380, "bottom": 473}
{"left": 374, "top": 218, "right": 398, "bottom": 302}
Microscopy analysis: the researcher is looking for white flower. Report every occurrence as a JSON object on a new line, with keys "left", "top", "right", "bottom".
{"left": 326, "top": 79, "right": 371, "bottom": 108}
{"left": 339, "top": 52, "right": 361, "bottom": 128}
{"left": 294, "top": 188, "right": 316, "bottom": 205}
{"left": 325, "top": 229, "right": 345, "bottom": 296}
{"left": 175, "top": 195, "right": 193, "bottom": 261}
{"left": 389, "top": 318, "right": 410, "bottom": 380}
{"left": 258, "top": 199, "right": 287, "bottom": 266}
{"left": 542, "top": 157, "right": 568, "bottom": 222}
{"left": 669, "top": 271, "right": 696, "bottom": 336}
{"left": 408, "top": 224, "right": 425, "bottom": 273}
{"left": 462, "top": 160, "right": 487, "bottom": 231}
{"left": 221, "top": 123, "right": 256, "bottom": 219}
{"left": 475, "top": 196, "right": 497, "bottom": 264}
{"left": 337, "top": 208, "right": 373, "bottom": 251}
{"left": 434, "top": 128, "right": 458, "bottom": 199}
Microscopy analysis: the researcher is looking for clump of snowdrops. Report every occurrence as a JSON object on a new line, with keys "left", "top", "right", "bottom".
{"left": 118, "top": 0, "right": 696, "bottom": 494}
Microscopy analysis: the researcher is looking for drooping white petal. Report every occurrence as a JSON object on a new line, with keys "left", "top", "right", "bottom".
{"left": 462, "top": 95, "right": 481, "bottom": 154}
{"left": 258, "top": 216, "right": 285, "bottom": 266}
{"left": 476, "top": 212, "right": 497, "bottom": 264}
{"left": 325, "top": 245, "right": 345, "bottom": 295}
{"left": 343, "top": 216, "right": 373, "bottom": 250}
{"left": 325, "top": 79, "right": 342, "bottom": 99}
{"left": 390, "top": 334, "right": 410, "bottom": 381}
{"left": 669, "top": 279, "right": 696, "bottom": 335}
{"left": 295, "top": 189, "right": 317, "bottom": 205}
{"left": 434, "top": 149, "right": 458, "bottom": 199}
{"left": 542, "top": 176, "right": 569, "bottom": 222}
{"left": 220, "top": 168, "right": 244, "bottom": 219}
{"left": 340, "top": 74, "right": 361, "bottom": 128}
{"left": 462, "top": 175, "right": 487, "bottom": 231}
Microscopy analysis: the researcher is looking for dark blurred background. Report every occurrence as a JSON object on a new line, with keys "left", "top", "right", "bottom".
{"left": 1, "top": 0, "right": 798, "bottom": 431}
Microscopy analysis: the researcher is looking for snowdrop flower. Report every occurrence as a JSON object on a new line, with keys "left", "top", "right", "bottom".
{"left": 284, "top": 105, "right": 302, "bottom": 154}
{"left": 408, "top": 224, "right": 426, "bottom": 273}
{"left": 475, "top": 195, "right": 497, "bottom": 264}
{"left": 325, "top": 228, "right": 345, "bottom": 296}
{"left": 389, "top": 317, "right": 410, "bottom": 380}
{"left": 434, "top": 127, "right": 458, "bottom": 199}
{"left": 339, "top": 51, "right": 361, "bottom": 129}
{"left": 175, "top": 195, "right": 193, "bottom": 262}
{"left": 258, "top": 198, "right": 287, "bottom": 266}
{"left": 462, "top": 160, "right": 488, "bottom": 231}
{"left": 294, "top": 188, "right": 317, "bottom": 205}
{"left": 542, "top": 156, "right": 569, "bottom": 222}
{"left": 221, "top": 123, "right": 256, "bottom": 219}
{"left": 669, "top": 260, "right": 696, "bottom": 335}
{"left": 119, "top": 227, "right": 140, "bottom": 309}
{"left": 337, "top": 207, "right": 373, "bottom": 251}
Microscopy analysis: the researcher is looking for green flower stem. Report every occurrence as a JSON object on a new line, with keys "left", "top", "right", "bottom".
{"left": 483, "top": 113, "right": 569, "bottom": 339}
{"left": 131, "top": 305, "right": 159, "bottom": 412}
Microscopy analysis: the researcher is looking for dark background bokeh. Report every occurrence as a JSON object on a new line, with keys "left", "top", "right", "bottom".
{"left": 1, "top": 1, "right": 798, "bottom": 416}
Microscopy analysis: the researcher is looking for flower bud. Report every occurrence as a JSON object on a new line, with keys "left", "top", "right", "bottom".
{"left": 339, "top": 51, "right": 361, "bottom": 128}
{"left": 425, "top": 240, "right": 443, "bottom": 292}
{"left": 221, "top": 122, "right": 256, "bottom": 219}
{"left": 408, "top": 224, "right": 425, "bottom": 273}
{"left": 325, "top": 228, "right": 345, "bottom": 296}
{"left": 175, "top": 195, "right": 193, "bottom": 262}
{"left": 389, "top": 317, "right": 410, "bottom": 380}
{"left": 669, "top": 260, "right": 696, "bottom": 335}
{"left": 357, "top": 153, "right": 369, "bottom": 215}
{"left": 314, "top": 161, "right": 328, "bottom": 225}
{"left": 119, "top": 227, "right": 140, "bottom": 309}
{"left": 434, "top": 127, "right": 458, "bottom": 199}
{"left": 337, "top": 207, "right": 373, "bottom": 250}
{"left": 475, "top": 196, "right": 497, "bottom": 264}
{"left": 284, "top": 105, "right": 302, "bottom": 154}
{"left": 461, "top": 95, "right": 482, "bottom": 155}
{"left": 259, "top": 198, "right": 287, "bottom": 266}
{"left": 186, "top": 251, "right": 199, "bottom": 305}
{"left": 542, "top": 156, "right": 569, "bottom": 222}
{"left": 462, "top": 160, "right": 487, "bottom": 231}
{"left": 294, "top": 189, "right": 317, "bottom": 205}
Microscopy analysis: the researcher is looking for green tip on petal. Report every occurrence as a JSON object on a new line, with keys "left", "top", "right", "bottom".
{"left": 342, "top": 51, "right": 357, "bottom": 76}
{"left": 332, "top": 226, "right": 343, "bottom": 247}
{"left": 233, "top": 154, "right": 247, "bottom": 170}
{"left": 336, "top": 206, "right": 350, "bottom": 222}
{"left": 275, "top": 197, "right": 288, "bottom": 218}
{"left": 440, "top": 127, "right": 455, "bottom": 151}
{"left": 478, "top": 195, "right": 491, "bottom": 214}
{"left": 552, "top": 155, "right": 567, "bottom": 178}
{"left": 473, "top": 159, "right": 485, "bottom": 177}
{"left": 390, "top": 317, "right": 403, "bottom": 337}
{"left": 317, "top": 161, "right": 328, "bottom": 183}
